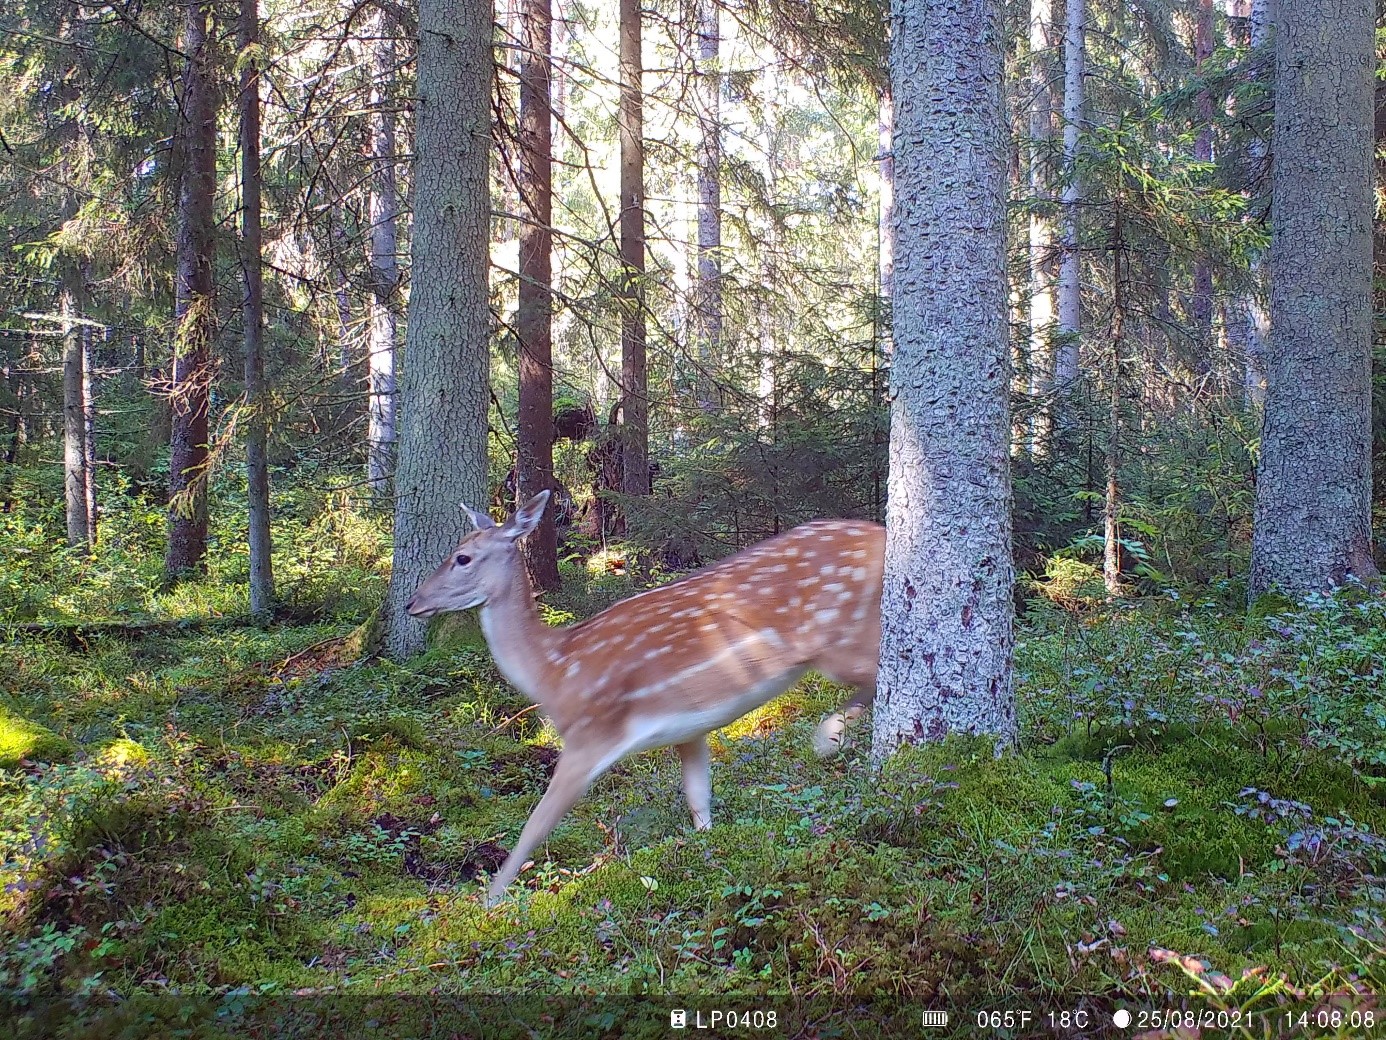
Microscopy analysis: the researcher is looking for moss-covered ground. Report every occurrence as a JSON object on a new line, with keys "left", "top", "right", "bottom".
{"left": 3, "top": 544, "right": 1386, "bottom": 1037}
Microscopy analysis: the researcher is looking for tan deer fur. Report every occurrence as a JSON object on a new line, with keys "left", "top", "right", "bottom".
{"left": 407, "top": 490, "right": 883, "bottom": 905}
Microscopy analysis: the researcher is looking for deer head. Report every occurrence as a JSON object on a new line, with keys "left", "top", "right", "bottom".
{"left": 406, "top": 490, "right": 551, "bottom": 618}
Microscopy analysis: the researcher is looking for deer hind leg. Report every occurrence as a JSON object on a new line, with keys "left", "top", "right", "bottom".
{"left": 485, "top": 746, "right": 610, "bottom": 907}
{"left": 677, "top": 738, "right": 712, "bottom": 830}
{"left": 813, "top": 685, "right": 874, "bottom": 759}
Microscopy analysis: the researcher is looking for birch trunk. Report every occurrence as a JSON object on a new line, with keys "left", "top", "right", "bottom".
{"left": 1028, "top": 0, "right": 1058, "bottom": 453}
{"left": 367, "top": 9, "right": 400, "bottom": 498}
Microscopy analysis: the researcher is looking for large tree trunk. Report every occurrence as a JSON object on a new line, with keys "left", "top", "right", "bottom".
{"left": 165, "top": 0, "right": 216, "bottom": 581}
{"left": 240, "top": 0, "right": 274, "bottom": 620}
{"left": 367, "top": 8, "right": 400, "bottom": 499}
{"left": 517, "top": 0, "right": 560, "bottom": 590}
{"left": 1028, "top": 0, "right": 1058, "bottom": 454}
{"left": 874, "top": 0, "right": 1017, "bottom": 760}
{"left": 1055, "top": 0, "right": 1084, "bottom": 394}
{"left": 1374, "top": 3, "right": 1386, "bottom": 492}
{"left": 693, "top": 0, "right": 721, "bottom": 408}
{"left": 1249, "top": 0, "right": 1378, "bottom": 597}
{"left": 61, "top": 277, "right": 89, "bottom": 549}
{"left": 618, "top": 0, "right": 649, "bottom": 509}
{"left": 384, "top": 0, "right": 493, "bottom": 658}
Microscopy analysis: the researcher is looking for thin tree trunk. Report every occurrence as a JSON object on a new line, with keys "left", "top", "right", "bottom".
{"left": 517, "top": 0, "right": 560, "bottom": 590}
{"left": 618, "top": 0, "right": 649, "bottom": 508}
{"left": 693, "top": 0, "right": 721, "bottom": 409}
{"left": 331, "top": 216, "right": 358, "bottom": 427}
{"left": 240, "top": 0, "right": 274, "bottom": 620}
{"left": 1249, "top": 0, "right": 1378, "bottom": 597}
{"left": 1190, "top": 0, "right": 1215, "bottom": 367}
{"left": 875, "top": 0, "right": 1017, "bottom": 759}
{"left": 61, "top": 278, "right": 89, "bottom": 549}
{"left": 1028, "top": 0, "right": 1058, "bottom": 454}
{"left": 878, "top": 88, "right": 895, "bottom": 314}
{"left": 1242, "top": 0, "right": 1271, "bottom": 407}
{"left": 1055, "top": 0, "right": 1084, "bottom": 395}
{"left": 1, "top": 361, "right": 20, "bottom": 513}
{"left": 384, "top": 0, "right": 493, "bottom": 657}
{"left": 165, "top": 0, "right": 216, "bottom": 581}
{"left": 874, "top": 87, "right": 893, "bottom": 522}
{"left": 1104, "top": 213, "right": 1126, "bottom": 596}
{"left": 81, "top": 321, "right": 96, "bottom": 545}
{"left": 367, "top": 9, "right": 400, "bottom": 498}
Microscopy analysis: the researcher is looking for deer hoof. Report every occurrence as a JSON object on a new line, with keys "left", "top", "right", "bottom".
{"left": 813, "top": 713, "right": 847, "bottom": 758}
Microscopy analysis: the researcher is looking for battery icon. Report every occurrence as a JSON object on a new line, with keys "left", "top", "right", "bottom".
{"left": 921, "top": 1011, "right": 949, "bottom": 1028}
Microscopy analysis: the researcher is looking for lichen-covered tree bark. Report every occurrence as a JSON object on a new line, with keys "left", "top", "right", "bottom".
{"left": 517, "top": 0, "right": 560, "bottom": 590}
{"left": 1249, "top": 0, "right": 1378, "bottom": 598}
{"left": 165, "top": 0, "right": 216, "bottom": 581}
{"left": 874, "top": 0, "right": 1017, "bottom": 760}
{"left": 383, "top": 0, "right": 492, "bottom": 657}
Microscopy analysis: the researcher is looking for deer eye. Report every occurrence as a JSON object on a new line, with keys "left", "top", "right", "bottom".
{"left": 454, "top": 553, "right": 472, "bottom": 567}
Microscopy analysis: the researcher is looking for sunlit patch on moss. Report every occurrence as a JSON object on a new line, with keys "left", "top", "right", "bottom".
{"left": 0, "top": 705, "right": 73, "bottom": 768}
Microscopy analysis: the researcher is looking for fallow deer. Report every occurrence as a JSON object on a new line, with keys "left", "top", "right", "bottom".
{"left": 406, "top": 491, "right": 883, "bottom": 905}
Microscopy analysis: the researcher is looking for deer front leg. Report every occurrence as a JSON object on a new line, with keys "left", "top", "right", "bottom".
{"left": 677, "top": 738, "right": 713, "bottom": 830}
{"left": 813, "top": 686, "right": 873, "bottom": 758}
{"left": 486, "top": 747, "right": 607, "bottom": 906}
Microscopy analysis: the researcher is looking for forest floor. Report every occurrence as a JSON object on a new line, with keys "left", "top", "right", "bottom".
{"left": 3, "top": 507, "right": 1386, "bottom": 1038}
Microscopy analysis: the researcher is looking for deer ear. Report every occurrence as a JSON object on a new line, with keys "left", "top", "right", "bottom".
{"left": 503, "top": 490, "right": 551, "bottom": 541}
{"left": 461, "top": 503, "right": 497, "bottom": 530}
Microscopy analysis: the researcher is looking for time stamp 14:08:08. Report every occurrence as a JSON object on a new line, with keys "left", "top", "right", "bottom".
{"left": 970, "top": 1008, "right": 1379, "bottom": 1032}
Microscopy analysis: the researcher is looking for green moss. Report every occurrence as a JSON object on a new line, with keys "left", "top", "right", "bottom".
{"left": 0, "top": 704, "right": 73, "bottom": 767}
{"left": 1248, "top": 590, "right": 1295, "bottom": 619}
{"left": 428, "top": 610, "right": 485, "bottom": 650}
{"left": 347, "top": 715, "right": 432, "bottom": 750}
{"left": 95, "top": 737, "right": 152, "bottom": 769}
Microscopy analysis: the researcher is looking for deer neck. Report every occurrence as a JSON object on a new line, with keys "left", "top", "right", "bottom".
{"left": 477, "top": 556, "right": 561, "bottom": 706}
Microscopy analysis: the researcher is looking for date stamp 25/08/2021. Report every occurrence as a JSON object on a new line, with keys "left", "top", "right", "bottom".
{"left": 666, "top": 1005, "right": 1381, "bottom": 1034}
